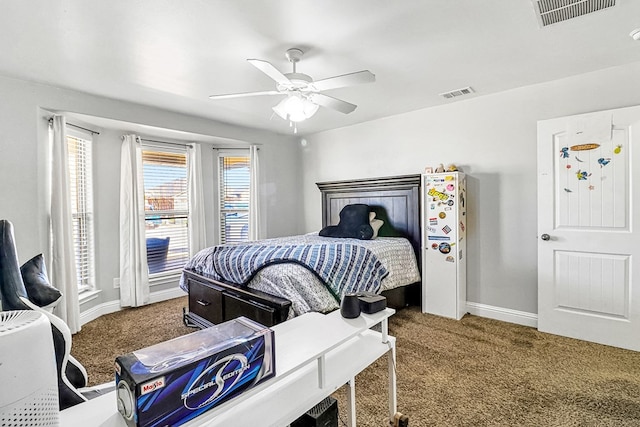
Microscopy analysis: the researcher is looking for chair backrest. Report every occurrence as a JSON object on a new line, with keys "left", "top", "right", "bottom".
{"left": 0, "top": 220, "right": 31, "bottom": 311}
{"left": 0, "top": 219, "right": 88, "bottom": 410}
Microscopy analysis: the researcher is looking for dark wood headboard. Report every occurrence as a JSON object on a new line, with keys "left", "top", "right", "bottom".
{"left": 316, "top": 174, "right": 422, "bottom": 266}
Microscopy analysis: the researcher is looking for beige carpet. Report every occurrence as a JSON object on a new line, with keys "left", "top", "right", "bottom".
{"left": 72, "top": 297, "right": 640, "bottom": 426}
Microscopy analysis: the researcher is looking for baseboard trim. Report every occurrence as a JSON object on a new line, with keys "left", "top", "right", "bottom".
{"left": 79, "top": 287, "right": 187, "bottom": 327}
{"left": 465, "top": 302, "right": 538, "bottom": 328}
{"left": 79, "top": 300, "right": 121, "bottom": 326}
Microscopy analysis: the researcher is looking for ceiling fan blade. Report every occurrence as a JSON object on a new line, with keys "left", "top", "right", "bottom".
{"left": 308, "top": 93, "right": 357, "bottom": 114}
{"left": 312, "top": 70, "right": 375, "bottom": 91}
{"left": 247, "top": 59, "right": 291, "bottom": 85}
{"left": 209, "top": 90, "right": 281, "bottom": 100}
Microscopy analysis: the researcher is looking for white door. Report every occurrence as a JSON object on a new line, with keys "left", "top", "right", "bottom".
{"left": 537, "top": 105, "right": 640, "bottom": 351}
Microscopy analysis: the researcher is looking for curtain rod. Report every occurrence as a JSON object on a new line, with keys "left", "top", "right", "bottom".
{"left": 121, "top": 135, "right": 191, "bottom": 148}
{"left": 140, "top": 138, "right": 190, "bottom": 148}
{"left": 212, "top": 147, "right": 259, "bottom": 150}
{"left": 48, "top": 118, "right": 100, "bottom": 135}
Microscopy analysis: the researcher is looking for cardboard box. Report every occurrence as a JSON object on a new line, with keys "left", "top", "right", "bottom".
{"left": 115, "top": 316, "right": 275, "bottom": 427}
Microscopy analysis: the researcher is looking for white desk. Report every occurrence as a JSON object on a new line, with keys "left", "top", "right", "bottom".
{"left": 61, "top": 308, "right": 397, "bottom": 427}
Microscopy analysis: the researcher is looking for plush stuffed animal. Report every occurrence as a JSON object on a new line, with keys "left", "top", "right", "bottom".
{"left": 319, "top": 204, "right": 374, "bottom": 240}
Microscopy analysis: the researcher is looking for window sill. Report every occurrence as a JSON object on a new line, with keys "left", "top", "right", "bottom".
{"left": 149, "top": 270, "right": 182, "bottom": 287}
{"left": 79, "top": 289, "right": 101, "bottom": 305}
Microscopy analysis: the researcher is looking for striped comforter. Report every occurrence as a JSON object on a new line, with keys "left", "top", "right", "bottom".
{"left": 180, "top": 240, "right": 389, "bottom": 300}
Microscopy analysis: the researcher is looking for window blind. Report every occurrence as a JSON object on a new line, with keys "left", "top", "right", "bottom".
{"left": 66, "top": 133, "right": 95, "bottom": 292}
{"left": 218, "top": 153, "right": 250, "bottom": 244}
{"left": 142, "top": 148, "right": 190, "bottom": 274}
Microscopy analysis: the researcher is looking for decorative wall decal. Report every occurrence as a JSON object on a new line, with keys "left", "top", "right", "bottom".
{"left": 576, "top": 170, "right": 591, "bottom": 180}
{"left": 570, "top": 143, "right": 600, "bottom": 151}
{"left": 556, "top": 119, "right": 627, "bottom": 229}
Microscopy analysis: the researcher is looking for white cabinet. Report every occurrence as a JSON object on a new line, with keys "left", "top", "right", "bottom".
{"left": 421, "top": 172, "right": 467, "bottom": 319}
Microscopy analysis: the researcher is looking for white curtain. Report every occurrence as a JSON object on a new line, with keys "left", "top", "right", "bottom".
{"left": 119, "top": 134, "right": 149, "bottom": 307}
{"left": 249, "top": 145, "right": 261, "bottom": 241}
{"left": 50, "top": 115, "right": 81, "bottom": 333}
{"left": 188, "top": 143, "right": 207, "bottom": 255}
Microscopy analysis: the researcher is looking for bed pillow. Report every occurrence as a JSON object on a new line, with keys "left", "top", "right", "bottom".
{"left": 370, "top": 218, "right": 384, "bottom": 239}
{"left": 20, "top": 254, "right": 62, "bottom": 308}
{"left": 319, "top": 203, "right": 374, "bottom": 240}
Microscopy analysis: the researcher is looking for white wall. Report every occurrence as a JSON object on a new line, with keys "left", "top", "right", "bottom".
{"left": 301, "top": 61, "right": 640, "bottom": 315}
{"left": 0, "top": 74, "right": 302, "bottom": 312}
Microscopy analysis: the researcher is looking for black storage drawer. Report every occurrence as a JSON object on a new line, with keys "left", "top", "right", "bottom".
{"left": 224, "top": 292, "right": 277, "bottom": 327}
{"left": 183, "top": 270, "right": 292, "bottom": 329}
{"left": 188, "top": 279, "right": 224, "bottom": 325}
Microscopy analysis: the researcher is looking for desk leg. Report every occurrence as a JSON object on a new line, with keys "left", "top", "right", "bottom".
{"left": 346, "top": 376, "right": 356, "bottom": 427}
{"left": 388, "top": 343, "right": 397, "bottom": 422}
{"left": 381, "top": 318, "right": 389, "bottom": 343}
{"left": 317, "top": 354, "right": 326, "bottom": 388}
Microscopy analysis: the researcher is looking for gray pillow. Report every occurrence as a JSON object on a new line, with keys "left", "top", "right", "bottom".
{"left": 20, "top": 254, "right": 62, "bottom": 308}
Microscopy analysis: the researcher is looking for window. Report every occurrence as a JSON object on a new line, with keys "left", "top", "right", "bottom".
{"left": 142, "top": 146, "right": 190, "bottom": 274}
{"left": 218, "top": 152, "right": 250, "bottom": 244}
{"left": 66, "top": 129, "right": 95, "bottom": 292}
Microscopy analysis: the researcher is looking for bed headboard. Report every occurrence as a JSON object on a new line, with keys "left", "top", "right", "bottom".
{"left": 316, "top": 174, "right": 422, "bottom": 265}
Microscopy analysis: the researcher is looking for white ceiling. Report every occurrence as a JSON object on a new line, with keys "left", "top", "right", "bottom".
{"left": 1, "top": 0, "right": 640, "bottom": 136}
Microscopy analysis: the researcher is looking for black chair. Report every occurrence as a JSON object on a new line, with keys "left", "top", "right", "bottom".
{"left": 0, "top": 219, "right": 94, "bottom": 410}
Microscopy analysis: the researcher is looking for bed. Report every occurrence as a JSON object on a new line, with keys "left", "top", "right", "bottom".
{"left": 181, "top": 174, "right": 422, "bottom": 328}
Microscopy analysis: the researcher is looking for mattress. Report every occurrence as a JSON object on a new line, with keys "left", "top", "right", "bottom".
{"left": 181, "top": 234, "right": 421, "bottom": 317}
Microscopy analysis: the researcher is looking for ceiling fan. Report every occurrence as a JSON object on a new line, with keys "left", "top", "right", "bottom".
{"left": 209, "top": 48, "right": 375, "bottom": 123}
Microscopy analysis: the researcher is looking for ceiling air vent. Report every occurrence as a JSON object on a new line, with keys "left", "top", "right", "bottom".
{"left": 532, "top": 0, "right": 616, "bottom": 27}
{"left": 439, "top": 87, "right": 474, "bottom": 100}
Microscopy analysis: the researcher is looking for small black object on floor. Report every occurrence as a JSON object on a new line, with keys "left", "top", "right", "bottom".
{"left": 291, "top": 396, "right": 338, "bottom": 427}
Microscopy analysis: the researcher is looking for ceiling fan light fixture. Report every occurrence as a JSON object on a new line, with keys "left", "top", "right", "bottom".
{"left": 272, "top": 94, "right": 319, "bottom": 122}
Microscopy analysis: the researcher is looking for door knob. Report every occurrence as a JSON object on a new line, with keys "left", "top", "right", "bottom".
{"left": 540, "top": 234, "right": 550, "bottom": 241}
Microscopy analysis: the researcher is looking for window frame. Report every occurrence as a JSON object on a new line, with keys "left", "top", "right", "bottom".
{"left": 65, "top": 127, "right": 96, "bottom": 294}
{"left": 217, "top": 149, "right": 251, "bottom": 245}
{"left": 141, "top": 142, "right": 190, "bottom": 278}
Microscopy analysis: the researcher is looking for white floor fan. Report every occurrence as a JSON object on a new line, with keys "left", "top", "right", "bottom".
{"left": 209, "top": 48, "right": 375, "bottom": 130}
